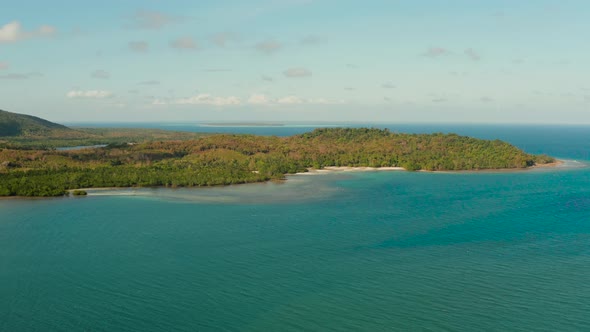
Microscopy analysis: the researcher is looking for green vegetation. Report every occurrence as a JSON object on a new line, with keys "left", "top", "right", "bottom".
{"left": 1, "top": 109, "right": 208, "bottom": 149}
{"left": 0, "top": 127, "right": 555, "bottom": 197}
{"left": 71, "top": 190, "right": 88, "bottom": 196}
{"left": 0, "top": 109, "right": 72, "bottom": 137}
{"left": 1, "top": 126, "right": 208, "bottom": 150}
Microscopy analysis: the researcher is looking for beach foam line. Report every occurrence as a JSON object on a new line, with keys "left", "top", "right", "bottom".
{"left": 549, "top": 159, "right": 588, "bottom": 169}
{"left": 323, "top": 166, "right": 405, "bottom": 172}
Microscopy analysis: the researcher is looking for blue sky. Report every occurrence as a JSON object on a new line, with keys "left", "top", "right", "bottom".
{"left": 1, "top": 0, "right": 589, "bottom": 123}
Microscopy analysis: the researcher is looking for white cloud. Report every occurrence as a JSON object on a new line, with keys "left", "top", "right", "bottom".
{"left": 255, "top": 40, "right": 282, "bottom": 54}
{"left": 159, "top": 93, "right": 241, "bottom": 106}
{"left": 248, "top": 94, "right": 271, "bottom": 105}
{"left": 0, "top": 21, "right": 56, "bottom": 43}
{"left": 170, "top": 36, "right": 198, "bottom": 50}
{"left": 152, "top": 99, "right": 168, "bottom": 105}
{"left": 257, "top": 94, "right": 344, "bottom": 105}
{"left": 154, "top": 93, "right": 340, "bottom": 106}
{"left": 277, "top": 95, "right": 305, "bottom": 104}
{"left": 275, "top": 96, "right": 340, "bottom": 105}
{"left": 66, "top": 90, "right": 114, "bottom": 99}
{"left": 309, "top": 98, "right": 342, "bottom": 105}
{"left": 128, "top": 41, "right": 149, "bottom": 52}
{"left": 91, "top": 70, "right": 110, "bottom": 79}
{"left": 283, "top": 67, "right": 312, "bottom": 78}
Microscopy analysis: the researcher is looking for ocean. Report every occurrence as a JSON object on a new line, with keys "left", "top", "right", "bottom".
{"left": 1, "top": 124, "right": 589, "bottom": 331}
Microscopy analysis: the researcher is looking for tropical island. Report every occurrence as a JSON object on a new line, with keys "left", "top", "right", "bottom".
{"left": 0, "top": 109, "right": 555, "bottom": 197}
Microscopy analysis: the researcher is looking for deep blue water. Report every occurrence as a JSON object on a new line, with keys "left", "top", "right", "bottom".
{"left": 1, "top": 124, "right": 590, "bottom": 331}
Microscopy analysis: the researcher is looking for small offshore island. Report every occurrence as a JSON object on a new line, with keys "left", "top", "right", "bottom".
{"left": 0, "top": 109, "right": 555, "bottom": 197}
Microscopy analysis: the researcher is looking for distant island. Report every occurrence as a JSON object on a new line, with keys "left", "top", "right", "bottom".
{"left": 0, "top": 109, "right": 556, "bottom": 197}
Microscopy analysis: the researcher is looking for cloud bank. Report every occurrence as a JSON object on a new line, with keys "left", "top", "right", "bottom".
{"left": 154, "top": 94, "right": 241, "bottom": 106}
{"left": 0, "top": 21, "right": 56, "bottom": 43}
{"left": 66, "top": 90, "right": 114, "bottom": 99}
{"left": 153, "top": 93, "right": 340, "bottom": 106}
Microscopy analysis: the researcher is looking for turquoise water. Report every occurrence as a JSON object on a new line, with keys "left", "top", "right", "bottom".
{"left": 2, "top": 125, "right": 590, "bottom": 331}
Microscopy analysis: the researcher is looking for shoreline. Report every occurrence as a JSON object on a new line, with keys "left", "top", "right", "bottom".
{"left": 297, "top": 166, "right": 406, "bottom": 175}
{"left": 296, "top": 160, "right": 566, "bottom": 175}
{"left": 0, "top": 160, "right": 578, "bottom": 199}
{"left": 530, "top": 160, "right": 564, "bottom": 168}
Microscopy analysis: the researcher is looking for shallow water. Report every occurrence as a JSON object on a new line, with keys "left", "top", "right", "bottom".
{"left": 1, "top": 125, "right": 590, "bottom": 331}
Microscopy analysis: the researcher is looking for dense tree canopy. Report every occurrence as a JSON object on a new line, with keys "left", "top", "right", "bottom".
{"left": 0, "top": 128, "right": 555, "bottom": 196}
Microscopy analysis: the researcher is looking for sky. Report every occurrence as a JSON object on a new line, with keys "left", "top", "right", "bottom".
{"left": 1, "top": 0, "right": 589, "bottom": 123}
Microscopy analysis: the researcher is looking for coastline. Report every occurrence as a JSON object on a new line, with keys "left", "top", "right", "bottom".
{"left": 62, "top": 160, "right": 568, "bottom": 194}
{"left": 297, "top": 160, "right": 566, "bottom": 175}
{"left": 0, "top": 160, "right": 578, "bottom": 199}
{"left": 75, "top": 160, "right": 572, "bottom": 197}
{"left": 530, "top": 160, "right": 564, "bottom": 168}
{"left": 297, "top": 166, "right": 406, "bottom": 175}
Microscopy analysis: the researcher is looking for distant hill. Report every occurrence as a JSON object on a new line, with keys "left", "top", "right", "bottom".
{"left": 0, "top": 109, "right": 208, "bottom": 149}
{"left": 0, "top": 109, "right": 73, "bottom": 137}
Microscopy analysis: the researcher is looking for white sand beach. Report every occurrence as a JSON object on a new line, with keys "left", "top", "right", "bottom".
{"left": 297, "top": 166, "right": 406, "bottom": 175}
{"left": 295, "top": 160, "right": 577, "bottom": 176}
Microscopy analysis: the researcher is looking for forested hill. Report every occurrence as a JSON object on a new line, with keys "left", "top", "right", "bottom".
{"left": 291, "top": 128, "right": 549, "bottom": 171}
{"left": 0, "top": 109, "right": 73, "bottom": 137}
{"left": 0, "top": 127, "right": 555, "bottom": 196}
{"left": 0, "top": 110, "right": 207, "bottom": 149}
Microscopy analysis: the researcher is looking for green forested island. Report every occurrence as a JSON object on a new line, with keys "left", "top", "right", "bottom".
{"left": 0, "top": 110, "right": 555, "bottom": 197}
